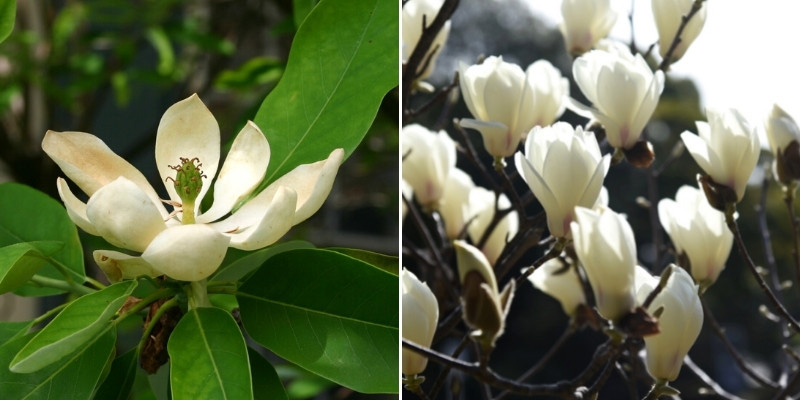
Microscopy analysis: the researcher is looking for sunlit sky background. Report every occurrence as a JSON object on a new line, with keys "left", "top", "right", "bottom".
{"left": 524, "top": 0, "right": 800, "bottom": 147}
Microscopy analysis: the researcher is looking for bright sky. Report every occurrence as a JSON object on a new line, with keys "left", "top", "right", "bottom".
{"left": 525, "top": 0, "right": 800, "bottom": 145}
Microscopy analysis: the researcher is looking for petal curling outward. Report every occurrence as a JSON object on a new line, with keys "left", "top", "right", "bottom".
{"left": 218, "top": 186, "right": 298, "bottom": 251}
{"left": 93, "top": 250, "right": 161, "bottom": 283}
{"left": 56, "top": 178, "right": 99, "bottom": 236}
{"left": 142, "top": 224, "right": 231, "bottom": 282}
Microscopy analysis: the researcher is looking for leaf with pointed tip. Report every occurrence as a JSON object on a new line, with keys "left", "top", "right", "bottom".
{"left": 0, "top": 241, "right": 64, "bottom": 294}
{"left": 10, "top": 281, "right": 137, "bottom": 373}
{"left": 326, "top": 247, "right": 398, "bottom": 276}
{"left": 248, "top": 348, "right": 288, "bottom": 400}
{"left": 94, "top": 348, "right": 139, "bottom": 400}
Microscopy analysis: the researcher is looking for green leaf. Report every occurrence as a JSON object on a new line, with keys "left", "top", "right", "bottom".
{"left": 0, "top": 183, "right": 84, "bottom": 296}
{"left": 214, "top": 57, "right": 284, "bottom": 91}
{"left": 253, "top": 0, "right": 397, "bottom": 190}
{"left": 292, "top": 0, "right": 316, "bottom": 30}
{"left": 276, "top": 364, "right": 337, "bottom": 399}
{"left": 0, "top": 0, "right": 15, "bottom": 44}
{"left": 0, "top": 320, "right": 34, "bottom": 345}
{"left": 238, "top": 249, "right": 398, "bottom": 393}
{"left": 326, "top": 247, "right": 398, "bottom": 276}
{"left": 0, "top": 241, "right": 64, "bottom": 294}
{"left": 168, "top": 308, "right": 253, "bottom": 400}
{"left": 248, "top": 349, "right": 288, "bottom": 400}
{"left": 145, "top": 27, "right": 175, "bottom": 76}
{"left": 94, "top": 348, "right": 139, "bottom": 400}
{"left": 0, "top": 329, "right": 116, "bottom": 400}
{"left": 10, "top": 281, "right": 137, "bottom": 373}
{"left": 212, "top": 240, "right": 314, "bottom": 282}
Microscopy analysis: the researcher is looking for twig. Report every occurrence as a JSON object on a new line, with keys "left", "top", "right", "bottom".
{"left": 684, "top": 355, "right": 746, "bottom": 400}
{"left": 782, "top": 186, "right": 800, "bottom": 297}
{"left": 658, "top": 0, "right": 705, "bottom": 71}
{"left": 430, "top": 334, "right": 471, "bottom": 399}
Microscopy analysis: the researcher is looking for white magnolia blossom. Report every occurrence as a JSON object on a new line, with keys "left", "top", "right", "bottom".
{"left": 402, "top": 0, "right": 451, "bottom": 90}
{"left": 515, "top": 123, "right": 610, "bottom": 238}
{"left": 402, "top": 124, "right": 457, "bottom": 208}
{"left": 560, "top": 0, "right": 616, "bottom": 55}
{"left": 402, "top": 179, "right": 413, "bottom": 220}
{"left": 402, "top": 268, "right": 439, "bottom": 376}
{"left": 459, "top": 57, "right": 568, "bottom": 158}
{"left": 468, "top": 187, "right": 519, "bottom": 265}
{"left": 439, "top": 168, "right": 475, "bottom": 239}
{"left": 636, "top": 265, "right": 703, "bottom": 382}
{"left": 42, "top": 94, "right": 343, "bottom": 282}
{"left": 658, "top": 185, "right": 732, "bottom": 286}
{"left": 572, "top": 49, "right": 665, "bottom": 150}
{"left": 529, "top": 256, "right": 585, "bottom": 316}
{"left": 652, "top": 0, "right": 707, "bottom": 63}
{"left": 571, "top": 206, "right": 637, "bottom": 321}
{"left": 765, "top": 104, "right": 800, "bottom": 155}
{"left": 681, "top": 108, "right": 760, "bottom": 201}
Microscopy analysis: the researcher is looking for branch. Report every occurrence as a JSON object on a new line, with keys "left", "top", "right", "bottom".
{"left": 684, "top": 355, "right": 746, "bottom": 400}
{"left": 658, "top": 0, "right": 705, "bottom": 71}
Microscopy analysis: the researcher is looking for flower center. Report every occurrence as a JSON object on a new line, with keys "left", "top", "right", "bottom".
{"left": 166, "top": 157, "right": 206, "bottom": 224}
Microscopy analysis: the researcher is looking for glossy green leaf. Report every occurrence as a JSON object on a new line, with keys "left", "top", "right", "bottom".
{"left": 326, "top": 247, "right": 398, "bottom": 276}
{"left": 10, "top": 281, "right": 137, "bottom": 373}
{"left": 0, "top": 329, "right": 116, "bottom": 400}
{"left": 248, "top": 349, "right": 288, "bottom": 400}
{"left": 292, "top": 0, "right": 316, "bottom": 29}
{"left": 238, "top": 249, "right": 398, "bottom": 393}
{"left": 276, "top": 364, "right": 336, "bottom": 399}
{"left": 94, "top": 348, "right": 138, "bottom": 400}
{"left": 0, "top": 0, "right": 15, "bottom": 44}
{"left": 0, "top": 320, "right": 34, "bottom": 345}
{"left": 0, "top": 183, "right": 84, "bottom": 296}
{"left": 253, "top": 0, "right": 397, "bottom": 190}
{"left": 0, "top": 242, "right": 64, "bottom": 294}
{"left": 212, "top": 240, "right": 314, "bottom": 282}
{"left": 168, "top": 308, "right": 253, "bottom": 400}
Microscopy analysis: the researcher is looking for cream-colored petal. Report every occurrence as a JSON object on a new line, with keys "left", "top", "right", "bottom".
{"left": 154, "top": 94, "right": 220, "bottom": 210}
{"left": 56, "top": 178, "right": 99, "bottom": 236}
{"left": 93, "top": 250, "right": 161, "bottom": 283}
{"left": 86, "top": 177, "right": 167, "bottom": 252}
{"left": 219, "top": 186, "right": 298, "bottom": 251}
{"left": 197, "top": 121, "right": 270, "bottom": 223}
{"left": 460, "top": 119, "right": 516, "bottom": 158}
{"left": 42, "top": 131, "right": 163, "bottom": 212}
{"left": 141, "top": 224, "right": 230, "bottom": 281}
{"left": 243, "top": 148, "right": 343, "bottom": 226}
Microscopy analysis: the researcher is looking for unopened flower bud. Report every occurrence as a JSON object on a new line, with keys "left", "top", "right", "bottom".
{"left": 402, "top": 268, "right": 439, "bottom": 376}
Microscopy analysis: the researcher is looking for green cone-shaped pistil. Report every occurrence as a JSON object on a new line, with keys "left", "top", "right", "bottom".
{"left": 169, "top": 157, "right": 206, "bottom": 204}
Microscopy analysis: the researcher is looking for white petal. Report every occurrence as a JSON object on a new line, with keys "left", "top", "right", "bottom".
{"left": 86, "top": 177, "right": 167, "bottom": 252}
{"left": 56, "top": 178, "right": 99, "bottom": 236}
{"left": 197, "top": 121, "right": 270, "bottom": 223}
{"left": 219, "top": 186, "right": 298, "bottom": 251}
{"left": 42, "top": 131, "right": 163, "bottom": 213}
{"left": 155, "top": 94, "right": 220, "bottom": 210}
{"left": 93, "top": 250, "right": 160, "bottom": 283}
{"left": 142, "top": 224, "right": 230, "bottom": 281}
{"left": 460, "top": 119, "right": 516, "bottom": 157}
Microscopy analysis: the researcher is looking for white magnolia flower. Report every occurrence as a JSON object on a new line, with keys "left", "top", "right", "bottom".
{"left": 402, "top": 268, "right": 439, "bottom": 376}
{"left": 681, "top": 108, "right": 760, "bottom": 201}
{"left": 459, "top": 57, "right": 568, "bottom": 159}
{"left": 652, "top": 0, "right": 707, "bottom": 63}
{"left": 658, "top": 185, "right": 732, "bottom": 286}
{"left": 560, "top": 0, "right": 616, "bottom": 55}
{"left": 402, "top": 124, "right": 457, "bottom": 209}
{"left": 402, "top": 0, "right": 451, "bottom": 90}
{"left": 515, "top": 123, "right": 610, "bottom": 238}
{"left": 529, "top": 256, "right": 585, "bottom": 316}
{"left": 468, "top": 187, "right": 519, "bottom": 265}
{"left": 439, "top": 168, "right": 475, "bottom": 239}
{"left": 764, "top": 104, "right": 800, "bottom": 184}
{"left": 571, "top": 206, "right": 637, "bottom": 321}
{"left": 402, "top": 179, "right": 413, "bottom": 220}
{"left": 636, "top": 265, "right": 703, "bottom": 382}
{"left": 43, "top": 94, "right": 343, "bottom": 282}
{"left": 572, "top": 49, "right": 665, "bottom": 150}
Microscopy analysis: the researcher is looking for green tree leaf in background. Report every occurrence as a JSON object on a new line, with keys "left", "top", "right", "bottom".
{"left": 248, "top": 349, "right": 289, "bottom": 400}
{"left": 94, "top": 348, "right": 139, "bottom": 400}
{"left": 237, "top": 249, "right": 399, "bottom": 393}
{"left": 0, "top": 183, "right": 84, "bottom": 296}
{"left": 0, "top": 241, "right": 64, "bottom": 294}
{"left": 0, "top": 320, "right": 34, "bottom": 345}
{"left": 212, "top": 240, "right": 314, "bottom": 282}
{"left": 325, "top": 247, "right": 399, "bottom": 276}
{"left": 167, "top": 307, "right": 253, "bottom": 400}
{"left": 0, "top": 329, "right": 116, "bottom": 400}
{"left": 9, "top": 281, "right": 137, "bottom": 373}
{"left": 0, "top": 0, "right": 15, "bottom": 44}
{"left": 253, "top": 0, "right": 397, "bottom": 191}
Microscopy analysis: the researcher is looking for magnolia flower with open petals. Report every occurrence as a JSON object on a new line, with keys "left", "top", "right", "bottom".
{"left": 515, "top": 123, "right": 610, "bottom": 238}
{"left": 402, "top": 124, "right": 457, "bottom": 209}
{"left": 659, "top": 185, "right": 732, "bottom": 287}
{"left": 571, "top": 206, "right": 637, "bottom": 321}
{"left": 652, "top": 0, "right": 707, "bottom": 63}
{"left": 572, "top": 49, "right": 665, "bottom": 150}
{"left": 529, "top": 256, "right": 585, "bottom": 316}
{"left": 764, "top": 104, "right": 800, "bottom": 184}
{"left": 681, "top": 108, "right": 760, "bottom": 202}
{"left": 468, "top": 187, "right": 518, "bottom": 265}
{"left": 636, "top": 264, "right": 703, "bottom": 382}
{"left": 402, "top": 0, "right": 451, "bottom": 91}
{"left": 459, "top": 57, "right": 568, "bottom": 160}
{"left": 43, "top": 94, "right": 343, "bottom": 282}
{"left": 560, "top": 0, "right": 616, "bottom": 55}
{"left": 402, "top": 268, "right": 439, "bottom": 376}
